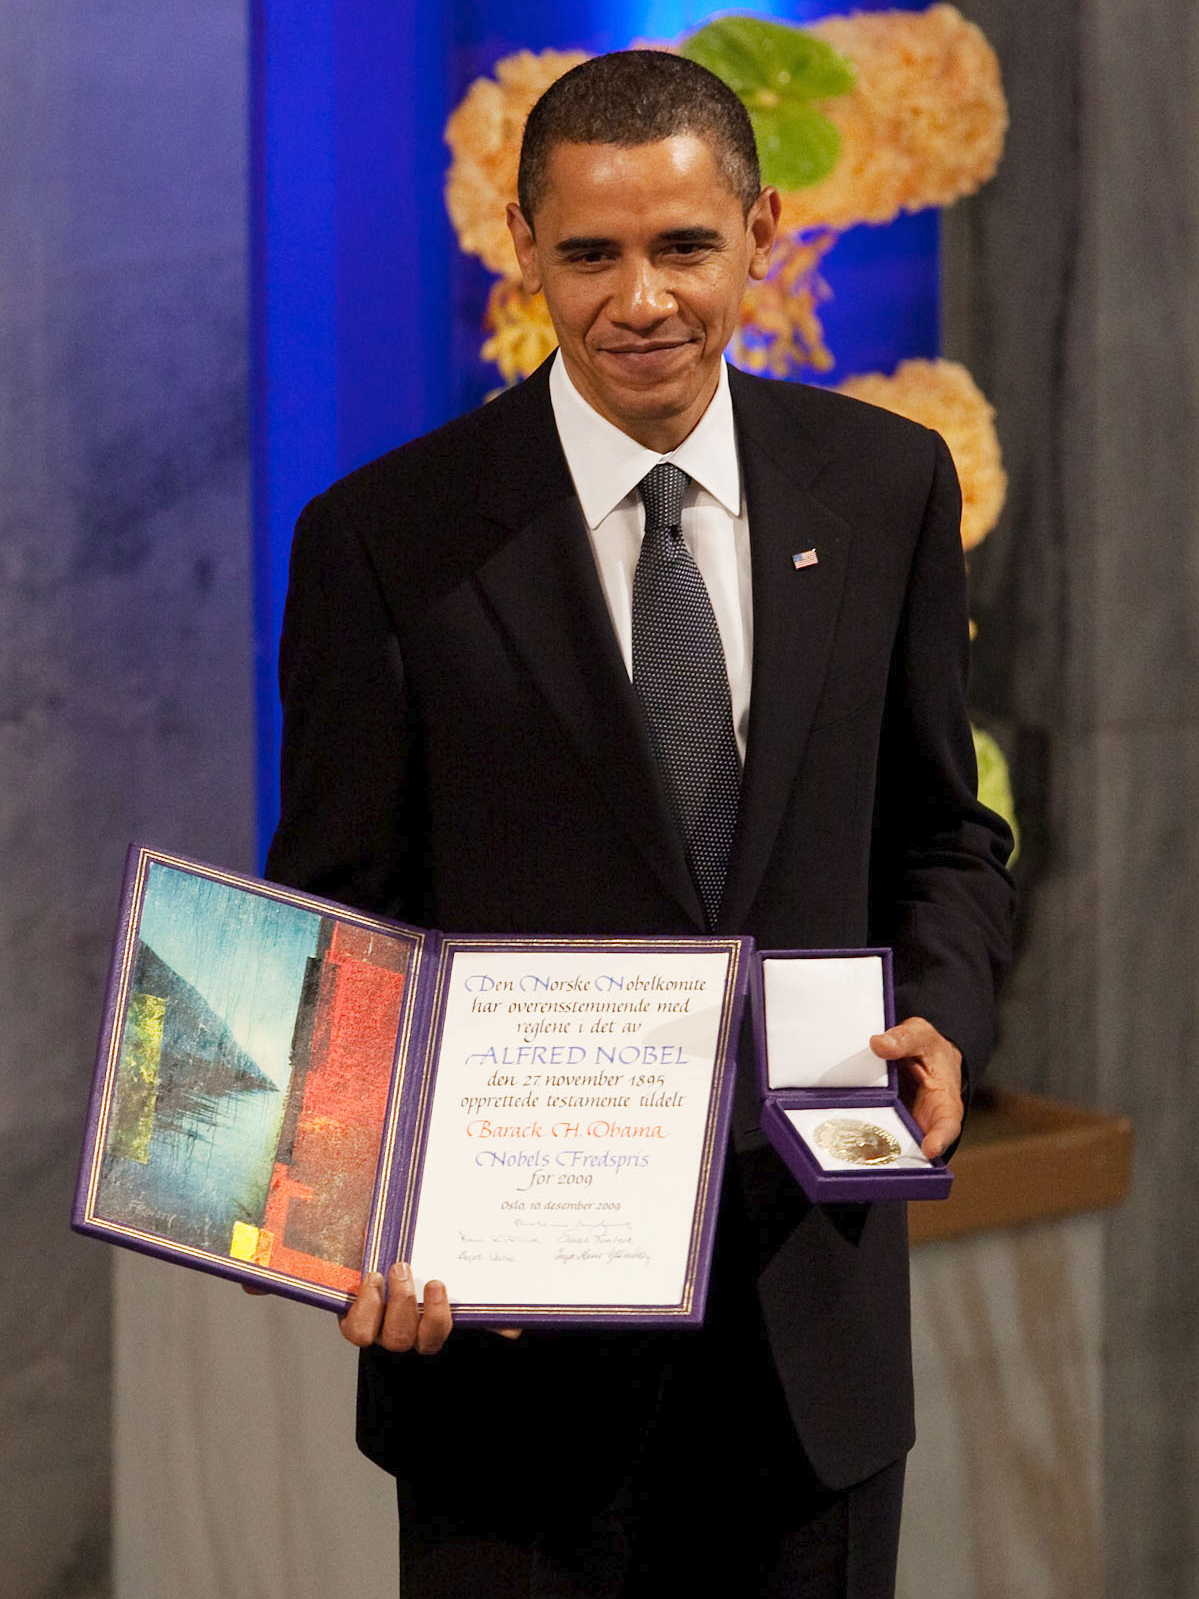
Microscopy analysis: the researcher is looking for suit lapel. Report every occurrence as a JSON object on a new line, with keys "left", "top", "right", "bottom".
{"left": 720, "top": 373, "right": 854, "bottom": 930}
{"left": 465, "top": 365, "right": 855, "bottom": 934}
{"left": 471, "top": 372, "right": 705, "bottom": 926}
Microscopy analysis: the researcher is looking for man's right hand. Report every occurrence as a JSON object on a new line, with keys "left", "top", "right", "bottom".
{"left": 338, "top": 1261, "right": 453, "bottom": 1355}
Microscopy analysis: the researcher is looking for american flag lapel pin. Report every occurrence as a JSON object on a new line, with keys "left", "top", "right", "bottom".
{"left": 792, "top": 548, "right": 819, "bottom": 570}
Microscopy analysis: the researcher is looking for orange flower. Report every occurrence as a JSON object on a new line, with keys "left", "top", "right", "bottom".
{"left": 481, "top": 280, "right": 559, "bottom": 384}
{"left": 445, "top": 48, "right": 590, "bottom": 278}
{"left": 835, "top": 359, "right": 1006, "bottom": 549}
{"left": 781, "top": 5, "right": 1007, "bottom": 232}
{"left": 733, "top": 232, "right": 836, "bottom": 377}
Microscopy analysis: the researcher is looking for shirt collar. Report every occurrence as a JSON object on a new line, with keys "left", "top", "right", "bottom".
{"left": 549, "top": 353, "right": 741, "bottom": 527}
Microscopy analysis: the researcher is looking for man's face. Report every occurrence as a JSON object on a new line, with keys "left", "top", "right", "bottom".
{"left": 507, "top": 135, "right": 779, "bottom": 453}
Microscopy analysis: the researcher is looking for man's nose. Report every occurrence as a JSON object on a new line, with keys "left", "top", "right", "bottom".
{"left": 611, "top": 260, "right": 674, "bottom": 325}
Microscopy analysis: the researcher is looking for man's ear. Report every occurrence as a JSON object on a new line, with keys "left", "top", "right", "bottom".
{"left": 746, "top": 187, "right": 782, "bottom": 282}
{"left": 506, "top": 202, "right": 543, "bottom": 295}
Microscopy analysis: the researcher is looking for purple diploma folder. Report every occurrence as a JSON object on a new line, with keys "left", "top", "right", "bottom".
{"left": 73, "top": 846, "right": 750, "bottom": 1325}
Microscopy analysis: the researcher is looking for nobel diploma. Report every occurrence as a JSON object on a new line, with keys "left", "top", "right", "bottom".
{"left": 405, "top": 943, "right": 743, "bottom": 1319}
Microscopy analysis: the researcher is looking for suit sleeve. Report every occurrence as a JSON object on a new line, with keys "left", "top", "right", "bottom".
{"left": 869, "top": 432, "right": 1016, "bottom": 1085}
{"left": 264, "top": 495, "right": 431, "bottom": 922}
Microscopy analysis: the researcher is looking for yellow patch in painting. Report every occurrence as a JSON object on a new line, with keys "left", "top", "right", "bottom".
{"left": 111, "top": 993, "right": 166, "bottom": 1163}
{"left": 229, "top": 1221, "right": 259, "bottom": 1260}
{"left": 231, "top": 1223, "right": 275, "bottom": 1265}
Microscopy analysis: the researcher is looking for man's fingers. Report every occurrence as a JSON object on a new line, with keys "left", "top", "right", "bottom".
{"left": 376, "top": 1262, "right": 421, "bottom": 1351}
{"left": 339, "top": 1271, "right": 387, "bottom": 1347}
{"left": 869, "top": 1017, "right": 941, "bottom": 1059}
{"left": 915, "top": 1093, "right": 962, "bottom": 1160}
{"left": 415, "top": 1280, "right": 453, "bottom": 1355}
{"left": 374, "top": 1264, "right": 453, "bottom": 1354}
{"left": 868, "top": 1015, "right": 963, "bottom": 1159}
{"left": 905, "top": 1072, "right": 963, "bottom": 1156}
{"left": 338, "top": 1263, "right": 453, "bottom": 1353}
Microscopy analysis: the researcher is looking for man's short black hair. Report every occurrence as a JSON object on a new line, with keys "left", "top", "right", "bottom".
{"left": 517, "top": 50, "right": 761, "bottom": 223}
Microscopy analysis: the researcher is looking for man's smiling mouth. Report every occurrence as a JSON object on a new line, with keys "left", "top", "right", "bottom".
{"left": 599, "top": 341, "right": 695, "bottom": 362}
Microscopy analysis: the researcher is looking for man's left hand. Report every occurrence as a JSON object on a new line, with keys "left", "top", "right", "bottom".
{"left": 869, "top": 1017, "right": 963, "bottom": 1159}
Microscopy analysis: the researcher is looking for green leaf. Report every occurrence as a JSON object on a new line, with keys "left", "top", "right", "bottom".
{"left": 682, "top": 17, "right": 855, "bottom": 103}
{"left": 749, "top": 103, "right": 842, "bottom": 192}
{"left": 681, "top": 16, "right": 855, "bottom": 190}
{"left": 972, "top": 726, "right": 1020, "bottom": 865}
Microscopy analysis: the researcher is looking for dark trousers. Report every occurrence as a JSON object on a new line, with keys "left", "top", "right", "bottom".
{"left": 395, "top": 1204, "right": 905, "bottom": 1598}
{"left": 399, "top": 1452, "right": 904, "bottom": 1598}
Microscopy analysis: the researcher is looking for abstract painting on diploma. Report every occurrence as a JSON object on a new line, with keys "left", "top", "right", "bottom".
{"left": 85, "top": 856, "right": 416, "bottom": 1296}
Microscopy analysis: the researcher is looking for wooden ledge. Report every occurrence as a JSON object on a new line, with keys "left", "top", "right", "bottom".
{"left": 908, "top": 1087, "right": 1133, "bottom": 1246}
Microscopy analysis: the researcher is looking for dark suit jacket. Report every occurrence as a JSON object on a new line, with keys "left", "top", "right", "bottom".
{"left": 265, "top": 360, "right": 1014, "bottom": 1512}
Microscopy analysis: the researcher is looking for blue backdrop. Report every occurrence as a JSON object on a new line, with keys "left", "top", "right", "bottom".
{"left": 252, "top": 0, "right": 936, "bottom": 858}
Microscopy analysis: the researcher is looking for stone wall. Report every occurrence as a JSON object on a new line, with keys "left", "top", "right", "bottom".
{"left": 0, "top": 5, "right": 254, "bottom": 1594}
{"left": 948, "top": 2, "right": 1199, "bottom": 1592}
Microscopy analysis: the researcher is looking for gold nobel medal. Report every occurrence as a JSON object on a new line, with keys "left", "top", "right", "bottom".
{"left": 813, "top": 1117, "right": 902, "bottom": 1166}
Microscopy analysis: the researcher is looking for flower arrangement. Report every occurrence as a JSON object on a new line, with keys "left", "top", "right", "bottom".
{"left": 835, "top": 359, "right": 1006, "bottom": 550}
{"left": 441, "top": 7, "right": 1017, "bottom": 845}
{"left": 441, "top": 8, "right": 1016, "bottom": 845}
{"left": 443, "top": 8, "right": 1008, "bottom": 435}
{"left": 735, "top": 232, "right": 837, "bottom": 377}
{"left": 445, "top": 48, "right": 590, "bottom": 280}
{"left": 779, "top": 5, "right": 1007, "bottom": 232}
{"left": 480, "top": 280, "right": 559, "bottom": 386}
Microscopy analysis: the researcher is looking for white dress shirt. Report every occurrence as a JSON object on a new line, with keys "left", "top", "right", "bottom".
{"left": 548, "top": 354, "right": 753, "bottom": 762}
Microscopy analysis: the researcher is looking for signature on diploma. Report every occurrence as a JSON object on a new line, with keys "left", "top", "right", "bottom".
{"left": 457, "top": 1219, "right": 643, "bottom": 1267}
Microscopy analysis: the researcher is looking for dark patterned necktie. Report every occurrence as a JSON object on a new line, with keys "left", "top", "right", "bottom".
{"left": 632, "top": 462, "right": 741, "bottom": 929}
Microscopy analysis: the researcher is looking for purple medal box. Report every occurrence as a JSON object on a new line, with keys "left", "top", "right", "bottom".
{"left": 750, "top": 948, "right": 952, "bottom": 1202}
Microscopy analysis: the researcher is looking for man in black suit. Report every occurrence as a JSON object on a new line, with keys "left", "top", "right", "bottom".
{"left": 266, "top": 49, "right": 1014, "bottom": 1599}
